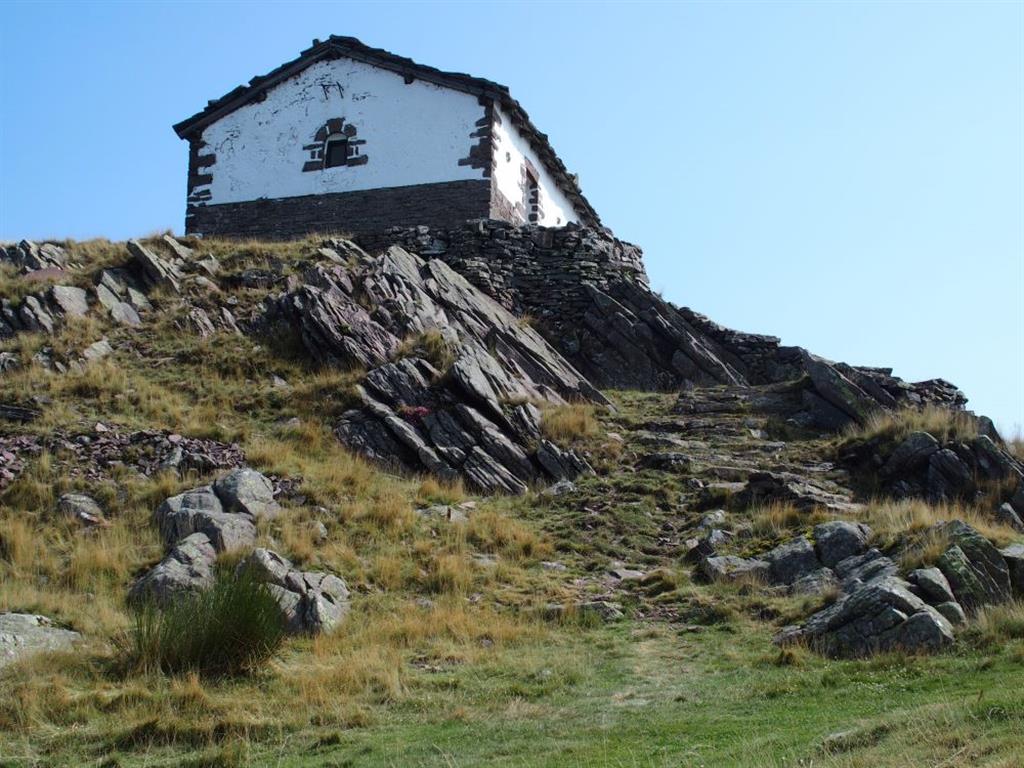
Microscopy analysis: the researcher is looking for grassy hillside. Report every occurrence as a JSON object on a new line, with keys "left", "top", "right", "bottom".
{"left": 0, "top": 238, "right": 1021, "bottom": 767}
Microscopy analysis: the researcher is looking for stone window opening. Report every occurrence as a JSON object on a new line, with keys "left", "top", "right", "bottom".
{"left": 302, "top": 118, "right": 368, "bottom": 172}
{"left": 526, "top": 173, "right": 540, "bottom": 224}
{"left": 324, "top": 133, "right": 350, "bottom": 168}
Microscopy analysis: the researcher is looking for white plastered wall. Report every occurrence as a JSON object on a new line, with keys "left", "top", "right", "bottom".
{"left": 490, "top": 105, "right": 579, "bottom": 226}
{"left": 196, "top": 57, "right": 486, "bottom": 204}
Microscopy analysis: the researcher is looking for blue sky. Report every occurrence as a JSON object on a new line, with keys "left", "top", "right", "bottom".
{"left": 1, "top": 1, "right": 1021, "bottom": 433}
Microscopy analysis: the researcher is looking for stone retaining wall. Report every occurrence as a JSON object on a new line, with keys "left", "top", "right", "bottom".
{"left": 355, "top": 219, "right": 647, "bottom": 319}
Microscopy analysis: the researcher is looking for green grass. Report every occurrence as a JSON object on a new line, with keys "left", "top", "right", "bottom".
{"left": 125, "top": 569, "right": 287, "bottom": 677}
{"left": 1, "top": 241, "right": 1022, "bottom": 767}
{"left": 3, "top": 620, "right": 1021, "bottom": 766}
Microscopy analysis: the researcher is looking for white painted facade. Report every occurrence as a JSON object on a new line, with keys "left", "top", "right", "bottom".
{"left": 192, "top": 54, "right": 584, "bottom": 227}
{"left": 490, "top": 105, "right": 579, "bottom": 227}
{"left": 197, "top": 57, "right": 485, "bottom": 205}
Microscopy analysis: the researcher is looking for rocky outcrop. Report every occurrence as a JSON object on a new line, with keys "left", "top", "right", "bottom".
{"left": 153, "top": 468, "right": 279, "bottom": 553}
{"left": 129, "top": 467, "right": 348, "bottom": 635}
{"left": 776, "top": 521, "right": 1021, "bottom": 657}
{"left": 355, "top": 221, "right": 966, "bottom": 430}
{"left": 262, "top": 241, "right": 599, "bottom": 493}
{"left": 128, "top": 532, "right": 218, "bottom": 606}
{"left": 239, "top": 549, "right": 350, "bottom": 634}
{"left": 1, "top": 241, "right": 69, "bottom": 273}
{"left": 840, "top": 428, "right": 1024, "bottom": 509}
{"left": 0, "top": 613, "right": 81, "bottom": 667}
{"left": 777, "top": 579, "right": 955, "bottom": 658}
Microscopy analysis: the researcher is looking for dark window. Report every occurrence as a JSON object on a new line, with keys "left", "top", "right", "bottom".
{"left": 526, "top": 174, "right": 540, "bottom": 223}
{"left": 324, "top": 135, "right": 349, "bottom": 168}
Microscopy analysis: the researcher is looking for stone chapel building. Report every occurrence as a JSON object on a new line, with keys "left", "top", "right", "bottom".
{"left": 173, "top": 36, "right": 601, "bottom": 239}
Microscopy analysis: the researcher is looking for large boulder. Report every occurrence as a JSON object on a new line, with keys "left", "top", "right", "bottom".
{"left": 700, "top": 555, "right": 769, "bottom": 583}
{"left": 927, "top": 450, "right": 974, "bottom": 502}
{"left": 907, "top": 567, "right": 956, "bottom": 606}
{"left": 880, "top": 432, "right": 940, "bottom": 478}
{"left": 239, "top": 549, "right": 350, "bottom": 634}
{"left": 154, "top": 485, "right": 257, "bottom": 552}
{"left": 128, "top": 532, "right": 217, "bottom": 606}
{"left": 761, "top": 536, "right": 821, "bottom": 585}
{"left": 778, "top": 578, "right": 954, "bottom": 657}
{"left": 127, "top": 239, "right": 182, "bottom": 292}
{"left": 936, "top": 521, "right": 1012, "bottom": 612}
{"left": 0, "top": 613, "right": 81, "bottom": 667}
{"left": 48, "top": 286, "right": 89, "bottom": 318}
{"left": 1001, "top": 544, "right": 1024, "bottom": 596}
{"left": 813, "top": 521, "right": 871, "bottom": 568}
{"left": 213, "top": 467, "right": 281, "bottom": 520}
{"left": 833, "top": 548, "right": 899, "bottom": 591}
{"left": 801, "top": 353, "right": 878, "bottom": 427}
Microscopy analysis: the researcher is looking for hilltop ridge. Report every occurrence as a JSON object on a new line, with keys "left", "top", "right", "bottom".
{"left": 0, "top": 224, "right": 1022, "bottom": 766}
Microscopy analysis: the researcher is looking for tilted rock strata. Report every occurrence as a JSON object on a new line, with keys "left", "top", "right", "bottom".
{"left": 354, "top": 221, "right": 966, "bottom": 430}
{"left": 262, "top": 242, "right": 599, "bottom": 493}
{"left": 841, "top": 429, "right": 1024, "bottom": 506}
{"left": 769, "top": 521, "right": 1023, "bottom": 657}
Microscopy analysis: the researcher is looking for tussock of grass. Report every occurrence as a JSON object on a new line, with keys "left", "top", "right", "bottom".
{"left": 467, "top": 510, "right": 549, "bottom": 561}
{"left": 962, "top": 601, "right": 1024, "bottom": 649}
{"left": 847, "top": 405, "right": 979, "bottom": 444}
{"left": 864, "top": 498, "right": 1019, "bottom": 551}
{"left": 416, "top": 476, "right": 466, "bottom": 506}
{"left": 540, "top": 403, "right": 600, "bottom": 445}
{"left": 750, "top": 502, "right": 828, "bottom": 539}
{"left": 393, "top": 329, "right": 456, "bottom": 374}
{"left": 124, "top": 569, "right": 286, "bottom": 677}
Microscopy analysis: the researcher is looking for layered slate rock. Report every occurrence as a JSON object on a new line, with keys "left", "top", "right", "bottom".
{"left": 356, "top": 221, "right": 968, "bottom": 430}
{"left": 841, "top": 429, "right": 1024, "bottom": 507}
{"left": 732, "top": 471, "right": 861, "bottom": 514}
{"left": 263, "top": 242, "right": 600, "bottom": 492}
{"left": 0, "top": 613, "right": 81, "bottom": 668}
{"left": 935, "top": 521, "right": 1012, "bottom": 612}
{"left": 239, "top": 548, "right": 350, "bottom": 634}
{"left": 778, "top": 579, "right": 955, "bottom": 658}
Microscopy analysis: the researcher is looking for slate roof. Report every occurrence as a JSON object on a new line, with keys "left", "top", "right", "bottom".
{"left": 173, "top": 35, "right": 600, "bottom": 225}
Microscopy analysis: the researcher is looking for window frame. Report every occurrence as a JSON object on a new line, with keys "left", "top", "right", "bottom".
{"left": 323, "top": 133, "right": 349, "bottom": 169}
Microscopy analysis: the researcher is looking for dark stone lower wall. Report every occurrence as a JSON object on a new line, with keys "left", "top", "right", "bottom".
{"left": 355, "top": 219, "right": 647, "bottom": 318}
{"left": 185, "top": 180, "right": 492, "bottom": 240}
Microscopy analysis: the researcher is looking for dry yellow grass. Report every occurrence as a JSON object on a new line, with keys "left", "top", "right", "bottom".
{"left": 864, "top": 497, "right": 1019, "bottom": 548}
{"left": 467, "top": 510, "right": 550, "bottom": 561}
{"left": 848, "top": 405, "right": 980, "bottom": 444}
{"left": 540, "top": 403, "right": 600, "bottom": 444}
{"left": 749, "top": 502, "right": 829, "bottom": 539}
{"left": 415, "top": 476, "right": 466, "bottom": 506}
{"left": 393, "top": 329, "right": 456, "bottom": 373}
